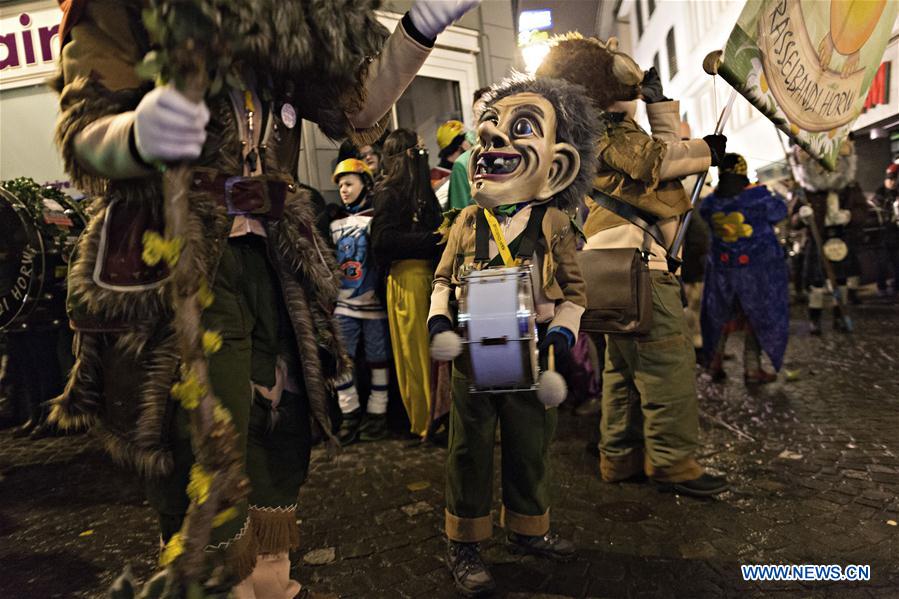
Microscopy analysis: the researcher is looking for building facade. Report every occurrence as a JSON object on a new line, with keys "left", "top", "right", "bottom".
{"left": 0, "top": 0, "right": 519, "bottom": 199}
{"left": 613, "top": 0, "right": 899, "bottom": 192}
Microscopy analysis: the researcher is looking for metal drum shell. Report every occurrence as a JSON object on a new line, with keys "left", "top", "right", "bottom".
{"left": 457, "top": 266, "right": 539, "bottom": 393}
{"left": 0, "top": 185, "right": 87, "bottom": 332}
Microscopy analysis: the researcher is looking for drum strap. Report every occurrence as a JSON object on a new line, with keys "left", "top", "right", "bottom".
{"left": 475, "top": 204, "right": 548, "bottom": 267}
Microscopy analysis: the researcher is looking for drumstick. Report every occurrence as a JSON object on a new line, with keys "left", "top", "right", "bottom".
{"left": 548, "top": 345, "right": 555, "bottom": 373}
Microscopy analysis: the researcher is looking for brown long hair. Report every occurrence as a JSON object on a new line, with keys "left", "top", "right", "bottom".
{"left": 374, "top": 128, "right": 442, "bottom": 229}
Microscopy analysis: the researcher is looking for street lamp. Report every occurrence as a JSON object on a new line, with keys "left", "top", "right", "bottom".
{"left": 519, "top": 29, "right": 550, "bottom": 74}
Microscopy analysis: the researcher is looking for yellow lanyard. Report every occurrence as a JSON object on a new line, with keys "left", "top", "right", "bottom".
{"left": 482, "top": 208, "right": 516, "bottom": 266}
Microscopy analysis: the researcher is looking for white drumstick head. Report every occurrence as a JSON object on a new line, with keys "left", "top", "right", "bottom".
{"left": 537, "top": 370, "right": 567, "bottom": 408}
{"left": 430, "top": 330, "right": 463, "bottom": 361}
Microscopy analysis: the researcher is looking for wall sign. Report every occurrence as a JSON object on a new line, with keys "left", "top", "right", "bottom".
{"left": 0, "top": 1, "right": 61, "bottom": 91}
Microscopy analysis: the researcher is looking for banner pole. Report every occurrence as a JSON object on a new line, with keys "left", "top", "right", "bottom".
{"left": 667, "top": 88, "right": 737, "bottom": 271}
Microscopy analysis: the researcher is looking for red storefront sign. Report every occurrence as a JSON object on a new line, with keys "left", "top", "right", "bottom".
{"left": 863, "top": 62, "right": 891, "bottom": 112}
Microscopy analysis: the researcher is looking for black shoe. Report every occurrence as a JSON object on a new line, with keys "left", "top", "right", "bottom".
{"left": 708, "top": 368, "right": 727, "bottom": 383}
{"left": 833, "top": 308, "right": 849, "bottom": 332}
{"left": 446, "top": 541, "right": 495, "bottom": 597}
{"left": 358, "top": 412, "right": 387, "bottom": 442}
{"left": 809, "top": 318, "right": 822, "bottom": 335}
{"left": 655, "top": 473, "right": 729, "bottom": 497}
{"left": 337, "top": 408, "right": 363, "bottom": 446}
{"left": 429, "top": 427, "right": 448, "bottom": 448}
{"left": 507, "top": 531, "right": 576, "bottom": 561}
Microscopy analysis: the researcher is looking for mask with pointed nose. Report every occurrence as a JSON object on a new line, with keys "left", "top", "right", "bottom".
{"left": 468, "top": 93, "right": 580, "bottom": 210}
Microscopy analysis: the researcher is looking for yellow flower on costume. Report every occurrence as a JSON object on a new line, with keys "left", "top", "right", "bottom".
{"left": 212, "top": 507, "right": 238, "bottom": 528}
{"left": 160, "top": 532, "right": 185, "bottom": 566}
{"left": 213, "top": 403, "right": 233, "bottom": 425}
{"left": 187, "top": 463, "right": 213, "bottom": 505}
{"left": 711, "top": 211, "right": 753, "bottom": 243}
{"left": 202, "top": 330, "right": 223, "bottom": 354}
{"left": 197, "top": 279, "right": 215, "bottom": 309}
{"left": 172, "top": 375, "right": 205, "bottom": 410}
{"left": 141, "top": 231, "right": 183, "bottom": 267}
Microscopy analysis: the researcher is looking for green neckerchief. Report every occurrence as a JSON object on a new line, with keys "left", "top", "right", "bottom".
{"left": 492, "top": 203, "right": 525, "bottom": 218}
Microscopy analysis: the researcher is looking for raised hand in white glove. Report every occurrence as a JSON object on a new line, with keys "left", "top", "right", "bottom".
{"left": 798, "top": 205, "right": 814, "bottom": 221}
{"left": 409, "top": 0, "right": 481, "bottom": 40}
{"left": 133, "top": 85, "right": 210, "bottom": 164}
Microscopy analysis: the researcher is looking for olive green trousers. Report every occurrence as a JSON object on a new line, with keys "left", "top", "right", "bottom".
{"left": 445, "top": 360, "right": 557, "bottom": 542}
{"left": 599, "top": 271, "right": 703, "bottom": 483}
{"left": 145, "top": 236, "right": 311, "bottom": 580}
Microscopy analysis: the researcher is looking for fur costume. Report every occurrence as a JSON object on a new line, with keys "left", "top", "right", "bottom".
{"left": 49, "top": 0, "right": 436, "bottom": 580}
{"left": 534, "top": 33, "right": 642, "bottom": 112}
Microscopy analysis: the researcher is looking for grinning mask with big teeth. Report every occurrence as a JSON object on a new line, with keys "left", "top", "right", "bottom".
{"left": 468, "top": 93, "right": 580, "bottom": 210}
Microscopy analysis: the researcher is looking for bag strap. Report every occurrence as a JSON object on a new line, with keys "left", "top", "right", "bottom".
{"left": 514, "top": 203, "right": 548, "bottom": 259}
{"left": 475, "top": 209, "right": 490, "bottom": 263}
{"left": 589, "top": 189, "right": 668, "bottom": 250}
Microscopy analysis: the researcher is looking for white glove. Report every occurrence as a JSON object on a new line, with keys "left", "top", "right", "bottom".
{"left": 409, "top": 0, "right": 481, "bottom": 39}
{"left": 798, "top": 205, "right": 814, "bottom": 221}
{"left": 133, "top": 85, "right": 210, "bottom": 163}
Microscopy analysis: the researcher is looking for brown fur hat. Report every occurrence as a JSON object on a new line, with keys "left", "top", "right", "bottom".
{"left": 535, "top": 33, "right": 643, "bottom": 110}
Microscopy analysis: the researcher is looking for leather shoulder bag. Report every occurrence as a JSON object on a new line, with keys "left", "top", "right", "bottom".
{"left": 576, "top": 191, "right": 668, "bottom": 335}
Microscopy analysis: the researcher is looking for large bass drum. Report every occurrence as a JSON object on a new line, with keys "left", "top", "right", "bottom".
{"left": 457, "top": 266, "right": 539, "bottom": 393}
{"left": 0, "top": 182, "right": 87, "bottom": 332}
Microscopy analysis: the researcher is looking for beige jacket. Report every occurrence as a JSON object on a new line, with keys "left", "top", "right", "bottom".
{"left": 583, "top": 101, "right": 711, "bottom": 270}
{"left": 428, "top": 203, "right": 586, "bottom": 336}
{"left": 70, "top": 1, "right": 432, "bottom": 179}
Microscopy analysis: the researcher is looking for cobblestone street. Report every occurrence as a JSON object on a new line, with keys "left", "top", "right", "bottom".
{"left": 1, "top": 302, "right": 897, "bottom": 598}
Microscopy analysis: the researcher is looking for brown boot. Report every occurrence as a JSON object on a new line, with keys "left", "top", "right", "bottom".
{"left": 599, "top": 450, "right": 645, "bottom": 482}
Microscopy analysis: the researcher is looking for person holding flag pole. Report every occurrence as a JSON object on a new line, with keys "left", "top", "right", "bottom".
{"left": 537, "top": 36, "right": 731, "bottom": 497}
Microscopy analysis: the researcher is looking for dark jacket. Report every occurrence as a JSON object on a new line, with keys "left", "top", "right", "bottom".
{"left": 370, "top": 193, "right": 443, "bottom": 271}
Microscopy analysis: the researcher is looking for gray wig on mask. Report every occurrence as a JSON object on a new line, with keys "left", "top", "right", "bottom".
{"left": 481, "top": 73, "right": 601, "bottom": 210}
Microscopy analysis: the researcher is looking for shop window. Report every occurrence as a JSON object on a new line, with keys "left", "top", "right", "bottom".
{"left": 648, "top": 0, "right": 656, "bottom": 16}
{"left": 653, "top": 52, "right": 661, "bottom": 79}
{"left": 666, "top": 28, "right": 678, "bottom": 78}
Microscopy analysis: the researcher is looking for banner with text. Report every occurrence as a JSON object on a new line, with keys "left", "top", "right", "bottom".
{"left": 719, "top": 0, "right": 897, "bottom": 168}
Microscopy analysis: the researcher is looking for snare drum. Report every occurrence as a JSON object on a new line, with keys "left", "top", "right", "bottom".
{"left": 457, "top": 266, "right": 539, "bottom": 393}
{"left": 0, "top": 182, "right": 87, "bottom": 332}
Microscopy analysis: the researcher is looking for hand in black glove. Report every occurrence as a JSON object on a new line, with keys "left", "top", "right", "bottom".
{"left": 428, "top": 315, "right": 454, "bottom": 340}
{"left": 538, "top": 328, "right": 573, "bottom": 367}
{"left": 703, "top": 134, "right": 727, "bottom": 167}
{"left": 640, "top": 67, "right": 669, "bottom": 104}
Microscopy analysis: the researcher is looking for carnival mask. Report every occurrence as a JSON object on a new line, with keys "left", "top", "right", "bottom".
{"left": 468, "top": 93, "right": 580, "bottom": 210}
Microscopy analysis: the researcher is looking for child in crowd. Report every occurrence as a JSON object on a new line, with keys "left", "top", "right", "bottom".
{"left": 330, "top": 159, "right": 390, "bottom": 444}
